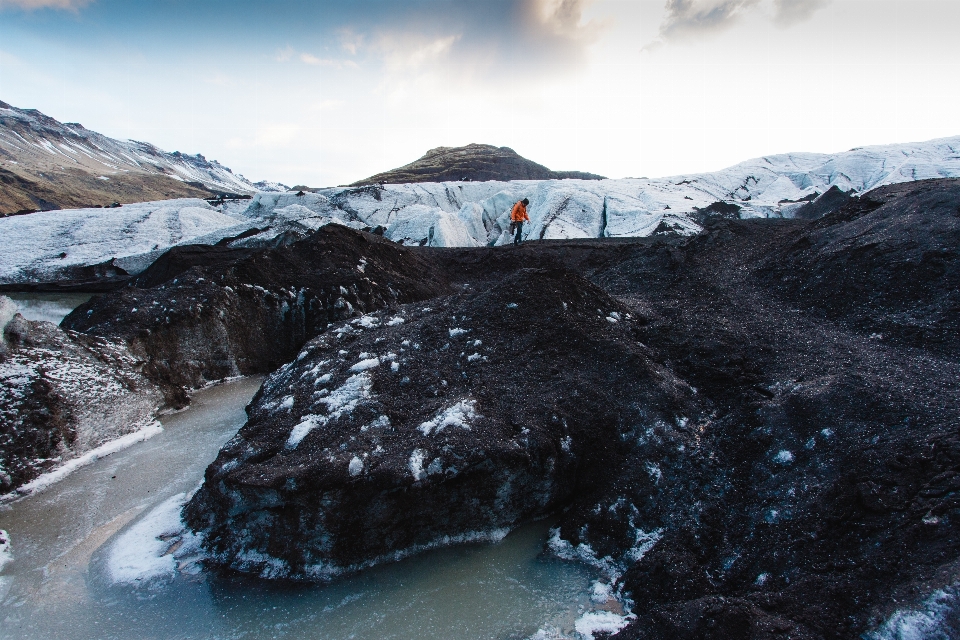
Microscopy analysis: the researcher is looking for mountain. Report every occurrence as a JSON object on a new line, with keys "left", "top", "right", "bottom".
{"left": 348, "top": 143, "right": 606, "bottom": 186}
{"left": 0, "top": 100, "right": 282, "bottom": 215}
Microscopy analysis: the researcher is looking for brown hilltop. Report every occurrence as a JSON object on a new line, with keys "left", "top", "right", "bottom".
{"left": 349, "top": 143, "right": 605, "bottom": 186}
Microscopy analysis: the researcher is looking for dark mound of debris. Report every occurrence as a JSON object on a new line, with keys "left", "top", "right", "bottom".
{"left": 184, "top": 268, "right": 700, "bottom": 577}
{"left": 62, "top": 224, "right": 451, "bottom": 407}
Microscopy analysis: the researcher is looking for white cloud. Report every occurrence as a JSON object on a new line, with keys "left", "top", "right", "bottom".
{"left": 0, "top": 0, "right": 91, "bottom": 10}
{"left": 299, "top": 52, "right": 356, "bottom": 68}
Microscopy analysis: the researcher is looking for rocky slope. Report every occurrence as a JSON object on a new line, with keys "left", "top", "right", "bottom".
{"left": 348, "top": 143, "right": 605, "bottom": 186}
{"left": 61, "top": 224, "right": 451, "bottom": 407}
{"left": 0, "top": 296, "right": 162, "bottom": 493}
{"left": 27, "top": 177, "right": 960, "bottom": 638}
{"left": 0, "top": 100, "right": 281, "bottom": 215}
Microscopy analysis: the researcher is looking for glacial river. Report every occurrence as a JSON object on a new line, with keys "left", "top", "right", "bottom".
{"left": 0, "top": 377, "right": 603, "bottom": 639}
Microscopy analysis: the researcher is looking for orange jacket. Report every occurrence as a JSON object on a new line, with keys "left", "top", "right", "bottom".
{"left": 511, "top": 201, "right": 530, "bottom": 222}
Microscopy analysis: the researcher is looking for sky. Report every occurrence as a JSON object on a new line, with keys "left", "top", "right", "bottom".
{"left": 1, "top": 0, "right": 958, "bottom": 187}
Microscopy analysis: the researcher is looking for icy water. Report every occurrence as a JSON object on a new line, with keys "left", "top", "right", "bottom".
{"left": 0, "top": 377, "right": 600, "bottom": 640}
{"left": 4, "top": 292, "right": 93, "bottom": 324}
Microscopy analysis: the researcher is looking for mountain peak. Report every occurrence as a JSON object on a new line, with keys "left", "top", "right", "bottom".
{"left": 350, "top": 143, "right": 605, "bottom": 186}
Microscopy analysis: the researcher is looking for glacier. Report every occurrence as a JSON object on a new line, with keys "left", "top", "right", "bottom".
{"left": 1, "top": 135, "right": 958, "bottom": 285}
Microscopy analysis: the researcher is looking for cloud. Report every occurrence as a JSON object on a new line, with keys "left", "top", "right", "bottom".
{"left": 299, "top": 52, "right": 357, "bottom": 68}
{"left": 772, "top": 0, "right": 830, "bottom": 27}
{"left": 658, "top": 0, "right": 761, "bottom": 40}
{"left": 0, "top": 0, "right": 92, "bottom": 10}
{"left": 651, "top": 0, "right": 830, "bottom": 44}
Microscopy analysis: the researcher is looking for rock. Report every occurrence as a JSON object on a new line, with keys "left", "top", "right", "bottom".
{"left": 183, "top": 267, "right": 701, "bottom": 579}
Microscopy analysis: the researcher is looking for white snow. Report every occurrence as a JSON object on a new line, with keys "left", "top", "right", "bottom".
{"left": 409, "top": 449, "right": 427, "bottom": 481}
{"left": 574, "top": 611, "right": 633, "bottom": 640}
{"left": 107, "top": 492, "right": 203, "bottom": 585}
{"left": 349, "top": 357, "right": 380, "bottom": 372}
{"left": 386, "top": 316, "right": 405, "bottom": 326}
{"left": 286, "top": 373, "right": 373, "bottom": 448}
{"left": 448, "top": 327, "right": 469, "bottom": 337}
{"left": 3, "top": 421, "right": 163, "bottom": 501}
{"left": 286, "top": 415, "right": 324, "bottom": 449}
{"left": 417, "top": 399, "right": 478, "bottom": 436}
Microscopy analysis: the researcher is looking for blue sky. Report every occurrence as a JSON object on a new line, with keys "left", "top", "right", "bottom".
{"left": 2, "top": 0, "right": 959, "bottom": 186}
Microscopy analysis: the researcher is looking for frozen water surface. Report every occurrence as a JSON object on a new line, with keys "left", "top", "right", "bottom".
{"left": 4, "top": 292, "right": 93, "bottom": 325}
{"left": 0, "top": 377, "right": 602, "bottom": 640}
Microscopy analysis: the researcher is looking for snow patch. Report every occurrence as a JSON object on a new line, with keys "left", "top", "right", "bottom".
{"left": 418, "top": 399, "right": 478, "bottom": 436}
{"left": 409, "top": 449, "right": 427, "bottom": 481}
{"left": 350, "top": 357, "right": 380, "bottom": 372}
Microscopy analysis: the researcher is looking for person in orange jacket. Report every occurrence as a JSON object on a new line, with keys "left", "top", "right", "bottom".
{"left": 510, "top": 198, "right": 530, "bottom": 245}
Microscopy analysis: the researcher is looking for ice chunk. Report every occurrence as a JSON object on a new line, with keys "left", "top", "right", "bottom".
{"left": 386, "top": 316, "right": 405, "bottom": 326}
{"left": 448, "top": 327, "right": 468, "bottom": 337}
{"left": 348, "top": 456, "right": 363, "bottom": 476}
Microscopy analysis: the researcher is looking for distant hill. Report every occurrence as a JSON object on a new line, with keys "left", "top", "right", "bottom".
{"left": 0, "top": 100, "right": 285, "bottom": 215}
{"left": 349, "top": 144, "right": 605, "bottom": 186}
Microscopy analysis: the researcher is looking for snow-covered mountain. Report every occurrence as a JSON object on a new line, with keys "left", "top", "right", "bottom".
{"left": 0, "top": 100, "right": 286, "bottom": 214}
{"left": 1, "top": 134, "right": 958, "bottom": 286}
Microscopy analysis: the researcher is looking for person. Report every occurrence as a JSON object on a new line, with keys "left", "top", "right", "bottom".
{"left": 510, "top": 198, "right": 530, "bottom": 245}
